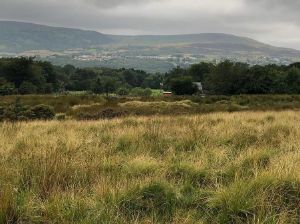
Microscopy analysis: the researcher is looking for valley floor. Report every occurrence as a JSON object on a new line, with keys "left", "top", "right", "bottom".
{"left": 1, "top": 111, "right": 300, "bottom": 223}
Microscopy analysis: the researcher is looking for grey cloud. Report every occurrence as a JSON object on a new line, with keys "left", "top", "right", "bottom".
{"left": 250, "top": 0, "right": 300, "bottom": 8}
{"left": 84, "top": 0, "right": 158, "bottom": 8}
{"left": 245, "top": 0, "right": 300, "bottom": 20}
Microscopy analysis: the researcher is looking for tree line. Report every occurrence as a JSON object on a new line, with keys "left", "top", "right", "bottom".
{"left": 0, "top": 57, "right": 163, "bottom": 96}
{"left": 1, "top": 57, "right": 300, "bottom": 95}
{"left": 165, "top": 61, "right": 300, "bottom": 95}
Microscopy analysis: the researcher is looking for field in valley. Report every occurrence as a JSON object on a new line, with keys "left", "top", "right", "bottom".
{"left": 1, "top": 111, "right": 300, "bottom": 223}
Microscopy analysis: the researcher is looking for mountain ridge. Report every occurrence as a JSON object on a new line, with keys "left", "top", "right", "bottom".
{"left": 0, "top": 20, "right": 299, "bottom": 54}
{"left": 1, "top": 21, "right": 300, "bottom": 72}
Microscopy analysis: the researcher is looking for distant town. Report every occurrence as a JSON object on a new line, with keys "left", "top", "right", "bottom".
{"left": 0, "top": 47, "right": 297, "bottom": 73}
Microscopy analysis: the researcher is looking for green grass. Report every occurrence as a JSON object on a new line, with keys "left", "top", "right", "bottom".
{"left": 151, "top": 89, "right": 163, "bottom": 97}
{"left": 1, "top": 111, "right": 300, "bottom": 223}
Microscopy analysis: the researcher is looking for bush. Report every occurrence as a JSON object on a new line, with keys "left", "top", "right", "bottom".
{"left": 0, "top": 83, "right": 16, "bottom": 96}
{"left": 119, "top": 182, "right": 177, "bottom": 221}
{"left": 0, "top": 99, "right": 55, "bottom": 121}
{"left": 3, "top": 98, "right": 29, "bottom": 121}
{"left": 117, "top": 87, "right": 130, "bottom": 96}
{"left": 170, "top": 76, "right": 198, "bottom": 95}
{"left": 44, "top": 83, "right": 54, "bottom": 94}
{"left": 18, "top": 81, "right": 37, "bottom": 95}
{"left": 26, "top": 105, "right": 55, "bottom": 120}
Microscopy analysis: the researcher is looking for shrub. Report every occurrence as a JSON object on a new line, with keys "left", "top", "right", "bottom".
{"left": 117, "top": 87, "right": 130, "bottom": 96}
{"left": 0, "top": 83, "right": 16, "bottom": 96}
{"left": 44, "top": 83, "right": 54, "bottom": 94}
{"left": 119, "top": 183, "right": 177, "bottom": 221}
{"left": 18, "top": 81, "right": 37, "bottom": 95}
{"left": 0, "top": 100, "right": 55, "bottom": 121}
{"left": 170, "top": 76, "right": 198, "bottom": 95}
{"left": 3, "top": 98, "right": 29, "bottom": 121}
{"left": 26, "top": 105, "right": 55, "bottom": 120}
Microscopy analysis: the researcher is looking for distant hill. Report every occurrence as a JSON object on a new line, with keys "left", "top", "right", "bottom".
{"left": 0, "top": 21, "right": 112, "bottom": 52}
{"left": 0, "top": 21, "right": 299, "bottom": 55}
{"left": 113, "top": 33, "right": 300, "bottom": 58}
{"left": 1, "top": 21, "right": 300, "bottom": 72}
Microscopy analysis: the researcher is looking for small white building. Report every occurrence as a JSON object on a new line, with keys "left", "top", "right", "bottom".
{"left": 193, "top": 82, "right": 203, "bottom": 93}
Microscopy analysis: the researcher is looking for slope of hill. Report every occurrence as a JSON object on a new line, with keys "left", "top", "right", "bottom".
{"left": 1, "top": 21, "right": 299, "bottom": 54}
{"left": 0, "top": 21, "right": 112, "bottom": 52}
{"left": 1, "top": 21, "right": 300, "bottom": 72}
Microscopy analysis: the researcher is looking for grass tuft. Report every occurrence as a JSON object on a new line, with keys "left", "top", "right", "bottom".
{"left": 119, "top": 182, "right": 177, "bottom": 222}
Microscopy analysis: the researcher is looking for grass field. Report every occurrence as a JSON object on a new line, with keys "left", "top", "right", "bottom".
{"left": 1, "top": 111, "right": 300, "bottom": 223}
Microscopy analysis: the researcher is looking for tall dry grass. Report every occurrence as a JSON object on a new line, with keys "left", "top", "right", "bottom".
{"left": 1, "top": 111, "right": 300, "bottom": 223}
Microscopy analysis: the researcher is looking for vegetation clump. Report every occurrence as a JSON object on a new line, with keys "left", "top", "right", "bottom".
{"left": 119, "top": 183, "right": 177, "bottom": 221}
{"left": 0, "top": 99, "right": 55, "bottom": 121}
{"left": 26, "top": 104, "right": 55, "bottom": 120}
{"left": 208, "top": 176, "right": 300, "bottom": 223}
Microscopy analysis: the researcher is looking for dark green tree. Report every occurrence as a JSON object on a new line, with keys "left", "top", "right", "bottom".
{"left": 0, "top": 83, "right": 16, "bottom": 95}
{"left": 188, "top": 62, "right": 214, "bottom": 82}
{"left": 117, "top": 87, "right": 130, "bottom": 96}
{"left": 170, "top": 76, "right": 198, "bottom": 95}
{"left": 91, "top": 77, "right": 103, "bottom": 94}
{"left": 102, "top": 77, "right": 117, "bottom": 97}
{"left": 18, "top": 81, "right": 37, "bottom": 95}
{"left": 142, "top": 73, "right": 164, "bottom": 89}
{"left": 285, "top": 67, "right": 300, "bottom": 94}
{"left": 204, "top": 61, "right": 249, "bottom": 95}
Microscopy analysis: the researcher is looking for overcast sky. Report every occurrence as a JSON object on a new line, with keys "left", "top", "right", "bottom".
{"left": 1, "top": 0, "right": 300, "bottom": 49}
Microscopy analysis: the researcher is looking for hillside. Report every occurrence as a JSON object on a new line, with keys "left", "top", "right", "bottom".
{"left": 1, "top": 21, "right": 300, "bottom": 72}
{"left": 0, "top": 21, "right": 112, "bottom": 52}
{"left": 0, "top": 21, "right": 298, "bottom": 54}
